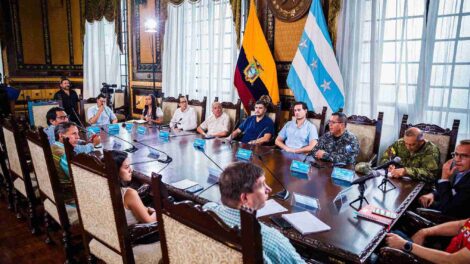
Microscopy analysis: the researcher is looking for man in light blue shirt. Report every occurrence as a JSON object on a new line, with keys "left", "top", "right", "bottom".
{"left": 203, "top": 162, "right": 305, "bottom": 264}
{"left": 275, "top": 102, "right": 318, "bottom": 154}
{"left": 44, "top": 107, "right": 99, "bottom": 154}
{"left": 87, "top": 94, "right": 118, "bottom": 126}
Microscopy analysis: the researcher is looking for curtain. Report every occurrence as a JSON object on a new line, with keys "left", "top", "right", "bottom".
{"left": 162, "top": 0, "right": 239, "bottom": 105}
{"left": 83, "top": 20, "right": 122, "bottom": 99}
{"left": 336, "top": 0, "right": 470, "bottom": 154}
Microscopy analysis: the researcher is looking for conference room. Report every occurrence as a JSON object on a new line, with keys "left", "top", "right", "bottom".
{"left": 0, "top": 0, "right": 469, "bottom": 263}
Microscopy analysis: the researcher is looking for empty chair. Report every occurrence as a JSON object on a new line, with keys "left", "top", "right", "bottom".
{"left": 346, "top": 112, "right": 384, "bottom": 165}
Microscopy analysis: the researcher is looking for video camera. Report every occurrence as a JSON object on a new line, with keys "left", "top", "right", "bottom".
{"left": 101, "top": 82, "right": 117, "bottom": 94}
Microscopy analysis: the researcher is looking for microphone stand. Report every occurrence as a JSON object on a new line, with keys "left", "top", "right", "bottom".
{"left": 132, "top": 139, "right": 172, "bottom": 164}
{"left": 99, "top": 127, "right": 139, "bottom": 153}
{"left": 378, "top": 169, "right": 396, "bottom": 192}
{"left": 349, "top": 181, "right": 369, "bottom": 211}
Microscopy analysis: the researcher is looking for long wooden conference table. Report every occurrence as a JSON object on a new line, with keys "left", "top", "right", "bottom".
{"left": 94, "top": 123, "right": 424, "bottom": 263}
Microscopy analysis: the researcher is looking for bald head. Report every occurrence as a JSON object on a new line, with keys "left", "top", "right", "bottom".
{"left": 404, "top": 127, "right": 425, "bottom": 153}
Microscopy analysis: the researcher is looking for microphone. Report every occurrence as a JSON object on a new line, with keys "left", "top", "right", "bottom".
{"left": 99, "top": 127, "right": 139, "bottom": 152}
{"left": 193, "top": 145, "right": 224, "bottom": 172}
{"left": 254, "top": 153, "right": 289, "bottom": 200}
{"left": 173, "top": 118, "right": 183, "bottom": 129}
{"left": 351, "top": 170, "right": 381, "bottom": 185}
{"left": 132, "top": 139, "right": 172, "bottom": 164}
{"left": 373, "top": 157, "right": 402, "bottom": 171}
{"left": 250, "top": 126, "right": 269, "bottom": 146}
{"left": 70, "top": 106, "right": 85, "bottom": 129}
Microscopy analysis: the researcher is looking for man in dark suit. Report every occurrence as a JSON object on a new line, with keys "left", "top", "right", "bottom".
{"left": 419, "top": 140, "right": 470, "bottom": 219}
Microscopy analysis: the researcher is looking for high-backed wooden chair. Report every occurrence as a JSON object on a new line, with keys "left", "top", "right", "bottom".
{"left": 188, "top": 96, "right": 207, "bottom": 127}
{"left": 26, "top": 127, "right": 79, "bottom": 262}
{"left": 2, "top": 116, "right": 40, "bottom": 234}
{"left": 161, "top": 95, "right": 181, "bottom": 124}
{"left": 68, "top": 148, "right": 162, "bottom": 263}
{"left": 289, "top": 106, "right": 327, "bottom": 136}
{"left": 27, "top": 100, "right": 62, "bottom": 128}
{"left": 0, "top": 119, "right": 14, "bottom": 210}
{"left": 399, "top": 115, "right": 460, "bottom": 164}
{"left": 249, "top": 101, "right": 282, "bottom": 133}
{"left": 151, "top": 173, "right": 263, "bottom": 264}
{"left": 346, "top": 112, "right": 384, "bottom": 165}
{"left": 215, "top": 97, "right": 242, "bottom": 132}
{"left": 80, "top": 98, "right": 97, "bottom": 126}
{"left": 113, "top": 90, "right": 127, "bottom": 122}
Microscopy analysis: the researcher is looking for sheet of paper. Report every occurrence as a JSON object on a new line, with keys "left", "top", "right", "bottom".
{"left": 282, "top": 211, "right": 330, "bottom": 235}
{"left": 170, "top": 179, "right": 198, "bottom": 190}
{"left": 256, "top": 199, "right": 288, "bottom": 218}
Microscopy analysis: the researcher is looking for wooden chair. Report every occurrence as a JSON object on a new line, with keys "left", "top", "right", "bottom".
{"left": 215, "top": 97, "right": 242, "bottom": 132}
{"left": 67, "top": 147, "right": 162, "bottom": 263}
{"left": 26, "top": 127, "right": 80, "bottom": 262}
{"left": 399, "top": 115, "right": 460, "bottom": 164}
{"left": 289, "top": 106, "right": 327, "bottom": 136}
{"left": 26, "top": 100, "right": 62, "bottom": 128}
{"left": 346, "top": 112, "right": 384, "bottom": 165}
{"left": 248, "top": 101, "right": 282, "bottom": 133}
{"left": 161, "top": 95, "right": 181, "bottom": 124}
{"left": 113, "top": 90, "right": 127, "bottom": 122}
{"left": 0, "top": 118, "right": 14, "bottom": 210}
{"left": 188, "top": 96, "right": 208, "bottom": 127}
{"left": 151, "top": 173, "right": 263, "bottom": 264}
{"left": 2, "top": 116, "right": 40, "bottom": 234}
{"left": 79, "top": 98, "right": 97, "bottom": 126}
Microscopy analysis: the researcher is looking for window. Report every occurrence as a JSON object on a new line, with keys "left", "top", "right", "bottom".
{"left": 120, "top": 0, "right": 129, "bottom": 90}
{"left": 342, "top": 0, "right": 469, "bottom": 144}
{"left": 163, "top": 0, "right": 238, "bottom": 104}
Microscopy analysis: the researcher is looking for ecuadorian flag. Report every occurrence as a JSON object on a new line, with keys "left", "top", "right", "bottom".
{"left": 234, "top": 0, "right": 279, "bottom": 110}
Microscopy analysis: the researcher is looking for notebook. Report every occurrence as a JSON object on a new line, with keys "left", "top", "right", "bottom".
{"left": 282, "top": 211, "right": 331, "bottom": 235}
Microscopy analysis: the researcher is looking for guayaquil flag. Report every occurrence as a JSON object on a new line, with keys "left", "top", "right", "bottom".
{"left": 234, "top": 0, "right": 279, "bottom": 110}
{"left": 286, "top": 0, "right": 345, "bottom": 113}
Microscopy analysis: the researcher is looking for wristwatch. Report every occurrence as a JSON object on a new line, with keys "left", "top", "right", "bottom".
{"left": 403, "top": 241, "right": 413, "bottom": 253}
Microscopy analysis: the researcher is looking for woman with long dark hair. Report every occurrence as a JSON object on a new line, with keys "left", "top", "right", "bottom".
{"left": 141, "top": 94, "right": 163, "bottom": 124}
{"left": 111, "top": 150, "right": 157, "bottom": 224}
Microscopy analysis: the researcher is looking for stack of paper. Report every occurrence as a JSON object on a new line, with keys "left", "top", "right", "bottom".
{"left": 282, "top": 211, "right": 331, "bottom": 235}
{"left": 256, "top": 200, "right": 288, "bottom": 218}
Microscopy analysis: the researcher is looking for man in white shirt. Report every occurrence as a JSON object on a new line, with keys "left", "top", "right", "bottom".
{"left": 170, "top": 96, "right": 197, "bottom": 131}
{"left": 87, "top": 94, "right": 118, "bottom": 126}
{"left": 197, "top": 102, "right": 230, "bottom": 138}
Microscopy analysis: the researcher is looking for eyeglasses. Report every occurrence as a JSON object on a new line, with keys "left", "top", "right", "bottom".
{"left": 57, "top": 115, "right": 69, "bottom": 120}
{"left": 179, "top": 100, "right": 187, "bottom": 104}
{"left": 451, "top": 152, "right": 470, "bottom": 159}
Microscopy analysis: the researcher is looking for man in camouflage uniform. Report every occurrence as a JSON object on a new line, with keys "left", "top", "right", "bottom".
{"left": 311, "top": 112, "right": 359, "bottom": 164}
{"left": 379, "top": 127, "right": 440, "bottom": 183}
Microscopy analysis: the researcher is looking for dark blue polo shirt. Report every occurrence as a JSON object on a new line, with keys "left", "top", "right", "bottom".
{"left": 238, "top": 115, "right": 275, "bottom": 143}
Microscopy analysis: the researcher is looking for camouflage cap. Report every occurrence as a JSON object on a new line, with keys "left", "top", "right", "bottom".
{"left": 355, "top": 162, "right": 372, "bottom": 175}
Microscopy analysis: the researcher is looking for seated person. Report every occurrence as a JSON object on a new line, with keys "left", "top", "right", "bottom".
{"left": 45, "top": 107, "right": 100, "bottom": 154}
{"left": 196, "top": 102, "right": 230, "bottom": 138}
{"left": 169, "top": 95, "right": 197, "bottom": 131}
{"left": 203, "top": 162, "right": 306, "bottom": 264}
{"left": 227, "top": 96, "right": 275, "bottom": 145}
{"left": 51, "top": 122, "right": 81, "bottom": 202}
{"left": 87, "top": 94, "right": 118, "bottom": 126}
{"left": 311, "top": 112, "right": 359, "bottom": 164}
{"left": 419, "top": 140, "right": 470, "bottom": 219}
{"left": 275, "top": 101, "right": 318, "bottom": 154}
{"left": 110, "top": 150, "right": 157, "bottom": 225}
{"left": 141, "top": 94, "right": 163, "bottom": 124}
{"left": 385, "top": 218, "right": 470, "bottom": 264}
{"left": 380, "top": 127, "right": 440, "bottom": 183}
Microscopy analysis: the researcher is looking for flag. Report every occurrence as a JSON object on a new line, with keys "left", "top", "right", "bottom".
{"left": 286, "top": 0, "right": 345, "bottom": 113}
{"left": 234, "top": 0, "right": 279, "bottom": 110}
